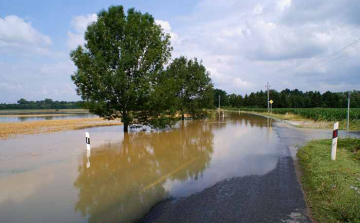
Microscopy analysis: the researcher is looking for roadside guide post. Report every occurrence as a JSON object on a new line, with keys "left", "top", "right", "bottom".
{"left": 86, "top": 132, "right": 91, "bottom": 168}
{"left": 269, "top": 100, "right": 274, "bottom": 113}
{"left": 331, "top": 122, "right": 339, "bottom": 160}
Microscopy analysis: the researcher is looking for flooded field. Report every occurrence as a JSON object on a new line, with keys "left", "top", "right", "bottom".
{"left": 0, "top": 114, "right": 97, "bottom": 123}
{"left": 0, "top": 109, "right": 97, "bottom": 123}
{"left": 0, "top": 112, "right": 279, "bottom": 223}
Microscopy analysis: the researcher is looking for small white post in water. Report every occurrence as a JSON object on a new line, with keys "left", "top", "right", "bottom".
{"left": 85, "top": 132, "right": 91, "bottom": 168}
{"left": 331, "top": 122, "right": 339, "bottom": 160}
{"left": 86, "top": 132, "right": 91, "bottom": 151}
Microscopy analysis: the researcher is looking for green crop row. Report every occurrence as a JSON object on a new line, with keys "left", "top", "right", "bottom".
{"left": 225, "top": 107, "right": 360, "bottom": 121}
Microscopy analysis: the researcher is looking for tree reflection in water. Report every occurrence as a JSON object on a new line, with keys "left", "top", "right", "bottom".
{"left": 225, "top": 112, "right": 273, "bottom": 129}
{"left": 74, "top": 120, "right": 215, "bottom": 223}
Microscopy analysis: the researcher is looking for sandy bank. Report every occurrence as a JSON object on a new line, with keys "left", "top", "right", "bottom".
{"left": 0, "top": 117, "right": 122, "bottom": 140}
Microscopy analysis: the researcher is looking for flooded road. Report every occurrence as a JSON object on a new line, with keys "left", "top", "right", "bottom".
{"left": 1, "top": 112, "right": 300, "bottom": 223}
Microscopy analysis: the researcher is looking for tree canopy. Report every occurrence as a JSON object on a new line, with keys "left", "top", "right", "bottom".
{"left": 71, "top": 6, "right": 172, "bottom": 132}
{"left": 161, "top": 56, "right": 214, "bottom": 119}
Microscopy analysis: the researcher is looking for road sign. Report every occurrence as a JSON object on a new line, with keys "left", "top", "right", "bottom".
{"left": 269, "top": 100, "right": 273, "bottom": 104}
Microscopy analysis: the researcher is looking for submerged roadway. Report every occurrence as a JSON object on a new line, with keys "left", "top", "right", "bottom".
{"left": 140, "top": 120, "right": 358, "bottom": 223}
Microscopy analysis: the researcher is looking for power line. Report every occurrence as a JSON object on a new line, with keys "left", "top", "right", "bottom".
{"left": 303, "top": 39, "right": 359, "bottom": 71}
{"left": 296, "top": 39, "right": 359, "bottom": 73}
{"left": 304, "top": 44, "right": 360, "bottom": 72}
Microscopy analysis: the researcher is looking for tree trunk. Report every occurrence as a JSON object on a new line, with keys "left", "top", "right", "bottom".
{"left": 181, "top": 113, "right": 185, "bottom": 120}
{"left": 122, "top": 111, "right": 129, "bottom": 133}
{"left": 123, "top": 122, "right": 129, "bottom": 132}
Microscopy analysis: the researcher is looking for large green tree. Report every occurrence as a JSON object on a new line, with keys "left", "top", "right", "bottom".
{"left": 162, "top": 56, "right": 214, "bottom": 119}
{"left": 70, "top": 6, "right": 172, "bottom": 132}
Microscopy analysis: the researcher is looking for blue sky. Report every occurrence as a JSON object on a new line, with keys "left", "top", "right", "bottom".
{"left": 0, "top": 0, "right": 195, "bottom": 51}
{"left": 1, "top": 0, "right": 360, "bottom": 103}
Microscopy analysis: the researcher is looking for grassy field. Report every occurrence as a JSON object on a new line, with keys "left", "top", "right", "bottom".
{"left": 297, "top": 139, "right": 360, "bottom": 223}
{"left": 225, "top": 107, "right": 360, "bottom": 130}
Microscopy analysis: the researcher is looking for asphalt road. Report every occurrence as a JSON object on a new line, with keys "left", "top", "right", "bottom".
{"left": 139, "top": 122, "right": 318, "bottom": 223}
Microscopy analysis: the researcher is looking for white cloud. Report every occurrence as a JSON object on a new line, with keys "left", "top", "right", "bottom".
{"left": 233, "top": 78, "right": 251, "bottom": 88}
{"left": 71, "top": 14, "right": 97, "bottom": 33}
{"left": 40, "top": 61, "right": 76, "bottom": 77}
{"left": 2, "top": 1, "right": 360, "bottom": 103}
{"left": 0, "top": 61, "right": 78, "bottom": 103}
{"left": 277, "top": 0, "right": 291, "bottom": 11}
{"left": 156, "top": 20, "right": 179, "bottom": 44}
{"left": 0, "top": 82, "right": 23, "bottom": 91}
{"left": 156, "top": 20, "right": 171, "bottom": 33}
{"left": 253, "top": 4, "right": 264, "bottom": 15}
{"left": 169, "top": 0, "right": 360, "bottom": 94}
{"left": 67, "top": 14, "right": 97, "bottom": 49}
{"left": 0, "top": 15, "right": 51, "bottom": 54}
{"left": 66, "top": 31, "right": 85, "bottom": 50}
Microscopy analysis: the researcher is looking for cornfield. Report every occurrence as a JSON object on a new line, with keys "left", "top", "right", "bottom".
{"left": 229, "top": 108, "right": 360, "bottom": 121}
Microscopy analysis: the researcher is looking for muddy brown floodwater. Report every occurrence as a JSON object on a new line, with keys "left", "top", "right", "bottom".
{"left": 0, "top": 113, "right": 97, "bottom": 123}
{"left": 0, "top": 112, "right": 279, "bottom": 223}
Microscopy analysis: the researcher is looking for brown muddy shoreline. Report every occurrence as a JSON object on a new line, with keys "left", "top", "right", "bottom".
{"left": 0, "top": 117, "right": 122, "bottom": 139}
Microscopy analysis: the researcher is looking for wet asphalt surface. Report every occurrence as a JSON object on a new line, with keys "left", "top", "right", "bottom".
{"left": 140, "top": 122, "right": 316, "bottom": 223}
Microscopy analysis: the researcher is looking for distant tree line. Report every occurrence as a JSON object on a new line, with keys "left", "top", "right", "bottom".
{"left": 0, "top": 98, "right": 83, "bottom": 110}
{"left": 214, "top": 89, "right": 360, "bottom": 108}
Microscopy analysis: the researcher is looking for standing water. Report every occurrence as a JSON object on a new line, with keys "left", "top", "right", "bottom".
{"left": 0, "top": 113, "right": 97, "bottom": 123}
{"left": 0, "top": 112, "right": 279, "bottom": 223}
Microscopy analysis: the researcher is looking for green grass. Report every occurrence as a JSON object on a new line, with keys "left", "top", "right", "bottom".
{"left": 297, "top": 139, "right": 360, "bottom": 223}
{"left": 338, "top": 120, "right": 360, "bottom": 132}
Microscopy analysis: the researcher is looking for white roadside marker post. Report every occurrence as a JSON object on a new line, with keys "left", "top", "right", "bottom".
{"left": 331, "top": 122, "right": 339, "bottom": 160}
{"left": 86, "top": 132, "right": 91, "bottom": 168}
{"left": 86, "top": 132, "right": 91, "bottom": 150}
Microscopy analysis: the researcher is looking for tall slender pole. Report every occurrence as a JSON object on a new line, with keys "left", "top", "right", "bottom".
{"left": 218, "top": 95, "right": 221, "bottom": 109}
{"left": 265, "top": 82, "right": 271, "bottom": 113}
{"left": 347, "top": 91, "right": 350, "bottom": 132}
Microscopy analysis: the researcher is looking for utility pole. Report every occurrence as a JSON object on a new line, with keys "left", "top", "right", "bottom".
{"left": 265, "top": 82, "right": 271, "bottom": 113}
{"left": 218, "top": 95, "right": 221, "bottom": 109}
{"left": 347, "top": 91, "right": 350, "bottom": 132}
